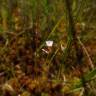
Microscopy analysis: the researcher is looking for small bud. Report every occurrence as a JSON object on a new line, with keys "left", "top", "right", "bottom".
{"left": 61, "top": 44, "right": 66, "bottom": 51}
{"left": 81, "top": 22, "right": 86, "bottom": 30}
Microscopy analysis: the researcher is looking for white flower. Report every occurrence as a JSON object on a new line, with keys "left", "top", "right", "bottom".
{"left": 46, "top": 40, "right": 53, "bottom": 47}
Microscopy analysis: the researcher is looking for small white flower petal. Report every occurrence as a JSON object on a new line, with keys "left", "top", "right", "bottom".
{"left": 46, "top": 40, "right": 53, "bottom": 47}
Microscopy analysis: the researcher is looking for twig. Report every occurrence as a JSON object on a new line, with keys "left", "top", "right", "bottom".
{"left": 79, "top": 88, "right": 84, "bottom": 96}
{"left": 77, "top": 37, "right": 94, "bottom": 69}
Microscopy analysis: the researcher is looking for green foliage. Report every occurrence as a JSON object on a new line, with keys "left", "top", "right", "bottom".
{"left": 0, "top": 0, "right": 96, "bottom": 96}
{"left": 84, "top": 68, "right": 96, "bottom": 81}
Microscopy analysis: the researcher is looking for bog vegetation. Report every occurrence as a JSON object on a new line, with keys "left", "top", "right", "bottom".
{"left": 0, "top": 0, "right": 96, "bottom": 96}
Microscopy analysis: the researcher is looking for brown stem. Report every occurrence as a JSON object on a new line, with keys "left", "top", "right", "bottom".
{"left": 65, "top": 0, "right": 89, "bottom": 95}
